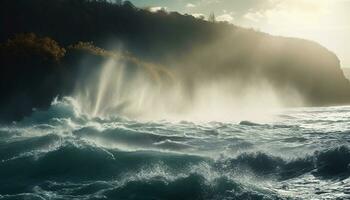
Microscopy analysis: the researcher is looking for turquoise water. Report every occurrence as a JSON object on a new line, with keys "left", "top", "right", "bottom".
{"left": 0, "top": 97, "right": 350, "bottom": 200}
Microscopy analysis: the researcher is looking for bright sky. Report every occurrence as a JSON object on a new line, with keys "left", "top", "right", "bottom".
{"left": 129, "top": 0, "right": 350, "bottom": 68}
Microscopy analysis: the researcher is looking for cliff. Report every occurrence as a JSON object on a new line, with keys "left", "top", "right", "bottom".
{"left": 1, "top": 0, "right": 350, "bottom": 121}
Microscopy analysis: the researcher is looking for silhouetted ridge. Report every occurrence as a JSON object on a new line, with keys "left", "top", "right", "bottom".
{"left": 1, "top": 0, "right": 350, "bottom": 121}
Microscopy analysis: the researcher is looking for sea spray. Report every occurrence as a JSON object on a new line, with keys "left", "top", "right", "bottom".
{"left": 70, "top": 52, "right": 303, "bottom": 122}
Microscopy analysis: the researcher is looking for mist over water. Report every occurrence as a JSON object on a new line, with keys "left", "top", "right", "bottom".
{"left": 72, "top": 54, "right": 304, "bottom": 122}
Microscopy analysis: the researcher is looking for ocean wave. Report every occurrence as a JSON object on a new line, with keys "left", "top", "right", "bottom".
{"left": 0, "top": 134, "right": 60, "bottom": 161}
{"left": 0, "top": 139, "right": 206, "bottom": 192}
{"left": 1, "top": 130, "right": 349, "bottom": 182}
{"left": 0, "top": 176, "right": 285, "bottom": 200}
{"left": 0, "top": 132, "right": 349, "bottom": 199}
{"left": 73, "top": 126, "right": 196, "bottom": 152}
{"left": 103, "top": 174, "right": 284, "bottom": 200}
{"left": 220, "top": 146, "right": 350, "bottom": 179}
{"left": 0, "top": 193, "right": 46, "bottom": 200}
{"left": 20, "top": 97, "right": 84, "bottom": 124}
{"left": 1, "top": 100, "right": 350, "bottom": 199}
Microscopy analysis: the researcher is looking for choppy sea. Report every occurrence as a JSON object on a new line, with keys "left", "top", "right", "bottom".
{"left": 0, "top": 97, "right": 350, "bottom": 200}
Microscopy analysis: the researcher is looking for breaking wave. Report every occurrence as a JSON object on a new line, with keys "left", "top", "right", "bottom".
{"left": 1, "top": 98, "right": 350, "bottom": 199}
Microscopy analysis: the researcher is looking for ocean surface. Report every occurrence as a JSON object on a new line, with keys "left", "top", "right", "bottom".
{"left": 0, "top": 97, "right": 350, "bottom": 200}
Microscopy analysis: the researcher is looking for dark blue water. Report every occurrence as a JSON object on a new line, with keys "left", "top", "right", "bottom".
{"left": 1, "top": 97, "right": 350, "bottom": 200}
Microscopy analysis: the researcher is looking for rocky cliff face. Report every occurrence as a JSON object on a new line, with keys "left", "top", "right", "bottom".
{"left": 1, "top": 0, "right": 350, "bottom": 121}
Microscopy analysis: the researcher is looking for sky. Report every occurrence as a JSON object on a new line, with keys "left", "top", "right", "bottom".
{"left": 129, "top": 0, "right": 350, "bottom": 68}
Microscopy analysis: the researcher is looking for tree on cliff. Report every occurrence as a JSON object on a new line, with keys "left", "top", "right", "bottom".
{"left": 0, "top": 33, "right": 66, "bottom": 62}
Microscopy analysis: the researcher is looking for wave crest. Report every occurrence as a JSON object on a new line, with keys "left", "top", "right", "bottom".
{"left": 220, "top": 146, "right": 350, "bottom": 179}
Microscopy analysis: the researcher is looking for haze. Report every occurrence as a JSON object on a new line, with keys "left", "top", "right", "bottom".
{"left": 130, "top": 0, "right": 350, "bottom": 68}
